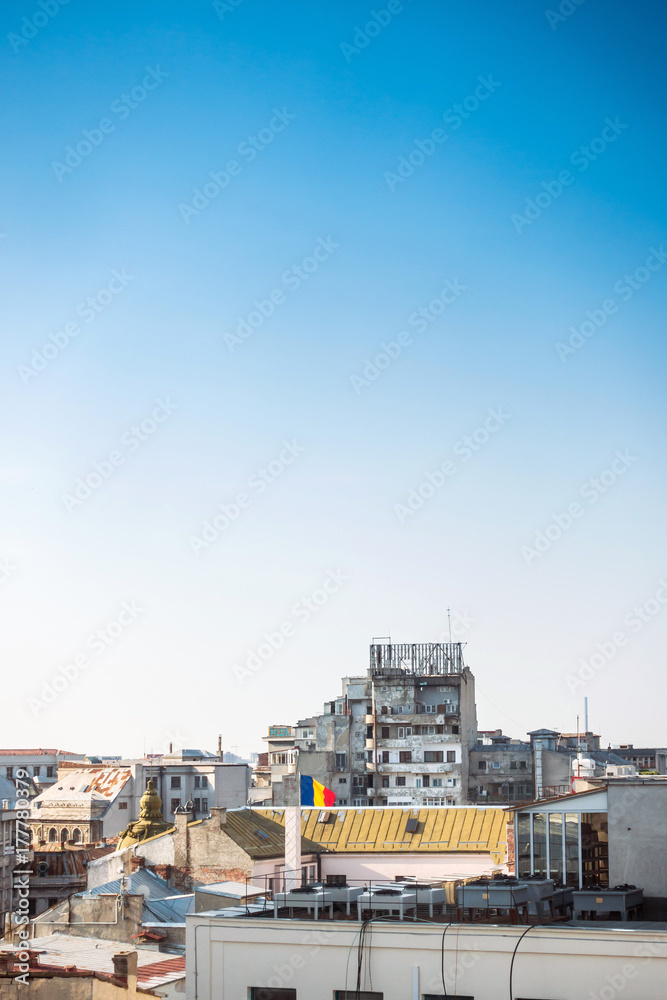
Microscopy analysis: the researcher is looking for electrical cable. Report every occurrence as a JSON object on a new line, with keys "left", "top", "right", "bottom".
{"left": 440, "top": 922, "right": 450, "bottom": 996}
{"left": 508, "top": 923, "right": 540, "bottom": 1000}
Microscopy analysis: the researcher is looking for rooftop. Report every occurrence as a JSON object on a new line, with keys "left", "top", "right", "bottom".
{"left": 257, "top": 806, "right": 507, "bottom": 863}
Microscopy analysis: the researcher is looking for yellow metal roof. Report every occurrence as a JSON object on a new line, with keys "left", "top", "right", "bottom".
{"left": 256, "top": 807, "right": 508, "bottom": 865}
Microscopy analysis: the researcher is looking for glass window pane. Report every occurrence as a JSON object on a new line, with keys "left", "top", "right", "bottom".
{"left": 517, "top": 813, "right": 531, "bottom": 877}
{"left": 532, "top": 813, "right": 547, "bottom": 878}
{"left": 565, "top": 812, "right": 579, "bottom": 887}
{"left": 549, "top": 813, "right": 563, "bottom": 883}
{"left": 581, "top": 812, "right": 609, "bottom": 888}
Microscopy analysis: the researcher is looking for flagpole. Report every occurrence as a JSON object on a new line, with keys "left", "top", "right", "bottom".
{"left": 284, "top": 774, "right": 302, "bottom": 892}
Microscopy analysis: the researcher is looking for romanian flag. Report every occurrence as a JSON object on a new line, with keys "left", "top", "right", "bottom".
{"left": 300, "top": 775, "right": 336, "bottom": 807}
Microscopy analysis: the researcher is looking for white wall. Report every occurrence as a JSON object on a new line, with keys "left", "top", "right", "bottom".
{"left": 186, "top": 915, "right": 667, "bottom": 1000}
{"left": 319, "top": 851, "right": 506, "bottom": 882}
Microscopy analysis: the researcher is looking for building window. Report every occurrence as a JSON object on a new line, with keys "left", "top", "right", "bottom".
{"left": 447, "top": 750, "right": 456, "bottom": 763}
{"left": 335, "top": 753, "right": 347, "bottom": 771}
{"left": 432, "top": 778, "right": 442, "bottom": 787}
{"left": 170, "top": 776, "right": 181, "bottom": 789}
{"left": 194, "top": 776, "right": 200, "bottom": 788}
{"left": 381, "top": 727, "right": 390, "bottom": 739}
{"left": 381, "top": 751, "right": 390, "bottom": 764}
{"left": 399, "top": 751, "right": 412, "bottom": 764}
{"left": 250, "top": 990, "right": 297, "bottom": 999}
{"left": 201, "top": 776, "right": 208, "bottom": 788}
{"left": 424, "top": 751, "right": 443, "bottom": 763}
{"left": 492, "top": 762, "right": 501, "bottom": 769}
{"left": 352, "top": 798, "right": 365, "bottom": 806}
{"left": 356, "top": 752, "right": 365, "bottom": 760}
{"left": 396, "top": 777, "right": 406, "bottom": 786}
{"left": 170, "top": 799, "right": 181, "bottom": 813}
{"left": 510, "top": 762, "right": 517, "bottom": 770}
{"left": 338, "top": 777, "right": 347, "bottom": 784}
{"left": 451, "top": 725, "right": 459, "bottom": 735}
{"left": 201, "top": 798, "right": 208, "bottom": 812}
{"left": 382, "top": 777, "right": 389, "bottom": 788}
{"left": 33, "top": 766, "right": 41, "bottom": 777}
{"left": 194, "top": 798, "right": 201, "bottom": 812}
{"left": 478, "top": 761, "right": 487, "bottom": 770}
{"left": 519, "top": 761, "right": 527, "bottom": 769}
{"left": 338, "top": 798, "right": 348, "bottom": 805}
{"left": 6, "top": 768, "right": 12, "bottom": 779}
{"left": 422, "top": 775, "right": 430, "bottom": 787}
{"left": 118, "top": 802, "right": 128, "bottom": 810}
{"left": 46, "top": 766, "right": 54, "bottom": 777}
{"left": 334, "top": 991, "right": 383, "bottom": 999}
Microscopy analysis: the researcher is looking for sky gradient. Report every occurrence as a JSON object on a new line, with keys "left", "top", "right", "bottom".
{"left": 1, "top": 0, "right": 666, "bottom": 757}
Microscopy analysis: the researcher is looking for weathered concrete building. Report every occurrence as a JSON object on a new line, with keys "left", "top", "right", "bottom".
{"left": 469, "top": 732, "right": 534, "bottom": 804}
{"left": 271, "top": 642, "right": 478, "bottom": 808}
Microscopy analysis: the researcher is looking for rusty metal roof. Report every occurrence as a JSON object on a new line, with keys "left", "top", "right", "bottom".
{"left": 48, "top": 768, "right": 131, "bottom": 800}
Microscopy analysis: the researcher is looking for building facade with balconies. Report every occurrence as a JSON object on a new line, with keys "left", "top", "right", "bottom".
{"left": 367, "top": 642, "right": 476, "bottom": 806}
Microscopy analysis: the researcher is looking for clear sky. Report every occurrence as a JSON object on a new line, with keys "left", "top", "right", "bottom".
{"left": 1, "top": 0, "right": 665, "bottom": 758}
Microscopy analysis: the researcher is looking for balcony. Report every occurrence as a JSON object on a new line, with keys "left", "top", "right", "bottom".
{"left": 364, "top": 714, "right": 374, "bottom": 725}
{"left": 365, "top": 761, "right": 376, "bottom": 772}
{"left": 364, "top": 738, "right": 374, "bottom": 751}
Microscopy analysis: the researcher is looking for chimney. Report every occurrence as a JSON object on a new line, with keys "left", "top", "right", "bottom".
{"left": 112, "top": 950, "right": 138, "bottom": 988}
{"left": 217, "top": 734, "right": 222, "bottom": 757}
{"left": 169, "top": 742, "right": 173, "bottom": 753}
{"left": 210, "top": 806, "right": 227, "bottom": 827}
{"left": 130, "top": 856, "right": 145, "bottom": 871}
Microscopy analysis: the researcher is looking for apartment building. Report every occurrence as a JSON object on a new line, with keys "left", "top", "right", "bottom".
{"left": 268, "top": 642, "right": 477, "bottom": 808}
{"left": 368, "top": 641, "right": 476, "bottom": 806}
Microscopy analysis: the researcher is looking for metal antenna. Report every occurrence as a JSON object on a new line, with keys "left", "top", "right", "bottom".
{"left": 447, "top": 607, "right": 452, "bottom": 643}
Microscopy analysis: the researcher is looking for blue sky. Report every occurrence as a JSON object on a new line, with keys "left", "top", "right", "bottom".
{"left": 1, "top": 0, "right": 665, "bottom": 757}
